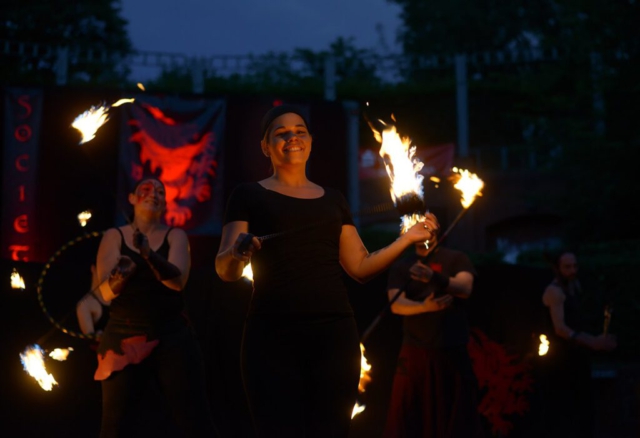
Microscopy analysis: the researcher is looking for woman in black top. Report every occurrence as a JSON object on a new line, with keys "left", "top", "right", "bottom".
{"left": 95, "top": 177, "right": 216, "bottom": 437}
{"left": 215, "top": 104, "right": 438, "bottom": 437}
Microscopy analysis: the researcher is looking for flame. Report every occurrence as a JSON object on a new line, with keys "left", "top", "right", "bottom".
{"left": 112, "top": 98, "right": 135, "bottom": 107}
{"left": 375, "top": 123, "right": 424, "bottom": 206}
{"left": 72, "top": 104, "right": 110, "bottom": 144}
{"left": 72, "top": 98, "right": 135, "bottom": 144}
{"left": 372, "top": 121, "right": 428, "bottom": 237}
{"left": 357, "top": 343, "right": 372, "bottom": 393}
{"left": 450, "top": 167, "right": 484, "bottom": 209}
{"left": 242, "top": 263, "right": 254, "bottom": 282}
{"left": 352, "top": 343, "right": 373, "bottom": 418}
{"left": 351, "top": 402, "right": 366, "bottom": 419}
{"left": 11, "top": 268, "right": 25, "bottom": 290}
{"left": 19, "top": 345, "right": 58, "bottom": 391}
{"left": 49, "top": 348, "right": 73, "bottom": 361}
{"left": 77, "top": 210, "right": 92, "bottom": 227}
{"left": 538, "top": 334, "right": 550, "bottom": 356}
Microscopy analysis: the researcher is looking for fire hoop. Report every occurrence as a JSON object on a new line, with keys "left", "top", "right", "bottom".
{"left": 36, "top": 231, "right": 104, "bottom": 340}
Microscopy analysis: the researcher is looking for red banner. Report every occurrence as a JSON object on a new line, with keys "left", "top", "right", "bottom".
{"left": 1, "top": 88, "right": 43, "bottom": 261}
{"left": 118, "top": 95, "right": 226, "bottom": 235}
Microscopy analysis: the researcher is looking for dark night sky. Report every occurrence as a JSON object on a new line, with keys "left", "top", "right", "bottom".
{"left": 121, "top": 0, "right": 403, "bottom": 59}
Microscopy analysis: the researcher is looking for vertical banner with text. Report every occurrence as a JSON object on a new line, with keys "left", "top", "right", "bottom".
{"left": 1, "top": 88, "right": 43, "bottom": 262}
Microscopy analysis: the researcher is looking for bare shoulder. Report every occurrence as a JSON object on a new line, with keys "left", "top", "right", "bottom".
{"left": 542, "top": 284, "right": 565, "bottom": 306}
{"left": 167, "top": 227, "right": 188, "bottom": 242}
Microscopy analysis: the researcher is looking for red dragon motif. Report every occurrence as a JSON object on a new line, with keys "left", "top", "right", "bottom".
{"left": 128, "top": 104, "right": 217, "bottom": 227}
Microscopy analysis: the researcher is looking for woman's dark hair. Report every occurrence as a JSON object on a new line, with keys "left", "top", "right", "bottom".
{"left": 259, "top": 104, "right": 310, "bottom": 140}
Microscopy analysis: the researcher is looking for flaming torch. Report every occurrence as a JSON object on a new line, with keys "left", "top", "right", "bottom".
{"left": 19, "top": 345, "right": 58, "bottom": 391}
{"left": 371, "top": 120, "right": 428, "bottom": 240}
{"left": 11, "top": 268, "right": 25, "bottom": 290}
{"left": 71, "top": 98, "right": 135, "bottom": 144}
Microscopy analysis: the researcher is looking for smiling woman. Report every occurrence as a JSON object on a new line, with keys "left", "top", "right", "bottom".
{"left": 215, "top": 104, "right": 439, "bottom": 437}
{"left": 93, "top": 176, "right": 218, "bottom": 437}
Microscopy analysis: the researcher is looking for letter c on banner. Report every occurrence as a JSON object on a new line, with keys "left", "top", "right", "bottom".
{"left": 14, "top": 124, "right": 32, "bottom": 142}
{"left": 15, "top": 154, "right": 29, "bottom": 172}
{"left": 14, "top": 214, "right": 29, "bottom": 233}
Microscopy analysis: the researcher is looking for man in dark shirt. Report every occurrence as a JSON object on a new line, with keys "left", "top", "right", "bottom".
{"left": 383, "top": 231, "right": 483, "bottom": 437}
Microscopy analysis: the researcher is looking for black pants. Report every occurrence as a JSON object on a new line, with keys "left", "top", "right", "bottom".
{"left": 100, "top": 325, "right": 217, "bottom": 438}
{"left": 241, "top": 314, "right": 361, "bottom": 438}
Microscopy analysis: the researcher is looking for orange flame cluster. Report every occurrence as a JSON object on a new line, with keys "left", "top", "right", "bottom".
{"left": 450, "top": 167, "right": 484, "bottom": 209}
{"left": 20, "top": 345, "right": 58, "bottom": 391}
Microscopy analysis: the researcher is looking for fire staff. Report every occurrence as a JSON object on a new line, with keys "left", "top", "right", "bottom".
{"left": 215, "top": 104, "right": 438, "bottom": 438}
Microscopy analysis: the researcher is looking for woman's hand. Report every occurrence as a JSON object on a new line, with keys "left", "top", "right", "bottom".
{"left": 403, "top": 213, "right": 439, "bottom": 245}
{"left": 421, "top": 292, "right": 453, "bottom": 312}
{"left": 132, "top": 229, "right": 150, "bottom": 258}
{"left": 232, "top": 233, "right": 262, "bottom": 262}
{"left": 409, "top": 261, "right": 434, "bottom": 283}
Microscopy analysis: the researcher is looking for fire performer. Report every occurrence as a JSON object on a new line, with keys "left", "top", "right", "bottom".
{"left": 382, "top": 227, "right": 484, "bottom": 438}
{"left": 215, "top": 104, "right": 438, "bottom": 438}
{"left": 94, "top": 177, "right": 217, "bottom": 437}
{"left": 540, "top": 250, "right": 616, "bottom": 437}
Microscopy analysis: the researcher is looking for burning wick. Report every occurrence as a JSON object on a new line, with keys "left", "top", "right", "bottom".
{"left": 538, "top": 334, "right": 550, "bottom": 356}
{"left": 11, "top": 268, "right": 25, "bottom": 290}
{"left": 20, "top": 345, "right": 58, "bottom": 391}
{"left": 77, "top": 210, "right": 92, "bottom": 227}
{"left": 72, "top": 98, "right": 135, "bottom": 144}
{"left": 49, "top": 348, "right": 73, "bottom": 361}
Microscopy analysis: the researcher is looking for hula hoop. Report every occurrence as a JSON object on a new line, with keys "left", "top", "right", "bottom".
{"left": 36, "top": 230, "right": 105, "bottom": 340}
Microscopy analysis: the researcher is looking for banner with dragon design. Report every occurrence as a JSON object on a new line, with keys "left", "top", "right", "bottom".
{"left": 118, "top": 95, "right": 225, "bottom": 235}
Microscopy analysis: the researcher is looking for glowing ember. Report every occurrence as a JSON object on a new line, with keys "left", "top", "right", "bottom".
{"left": 538, "top": 334, "right": 550, "bottom": 356}
{"left": 20, "top": 345, "right": 58, "bottom": 391}
{"left": 72, "top": 98, "right": 136, "bottom": 144}
{"left": 77, "top": 210, "right": 92, "bottom": 227}
{"left": 11, "top": 268, "right": 25, "bottom": 290}
{"left": 49, "top": 348, "right": 73, "bottom": 361}
{"left": 242, "top": 263, "right": 254, "bottom": 282}
{"left": 450, "top": 167, "right": 484, "bottom": 209}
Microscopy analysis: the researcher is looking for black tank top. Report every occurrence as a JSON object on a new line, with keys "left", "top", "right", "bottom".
{"left": 109, "top": 227, "right": 185, "bottom": 322}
